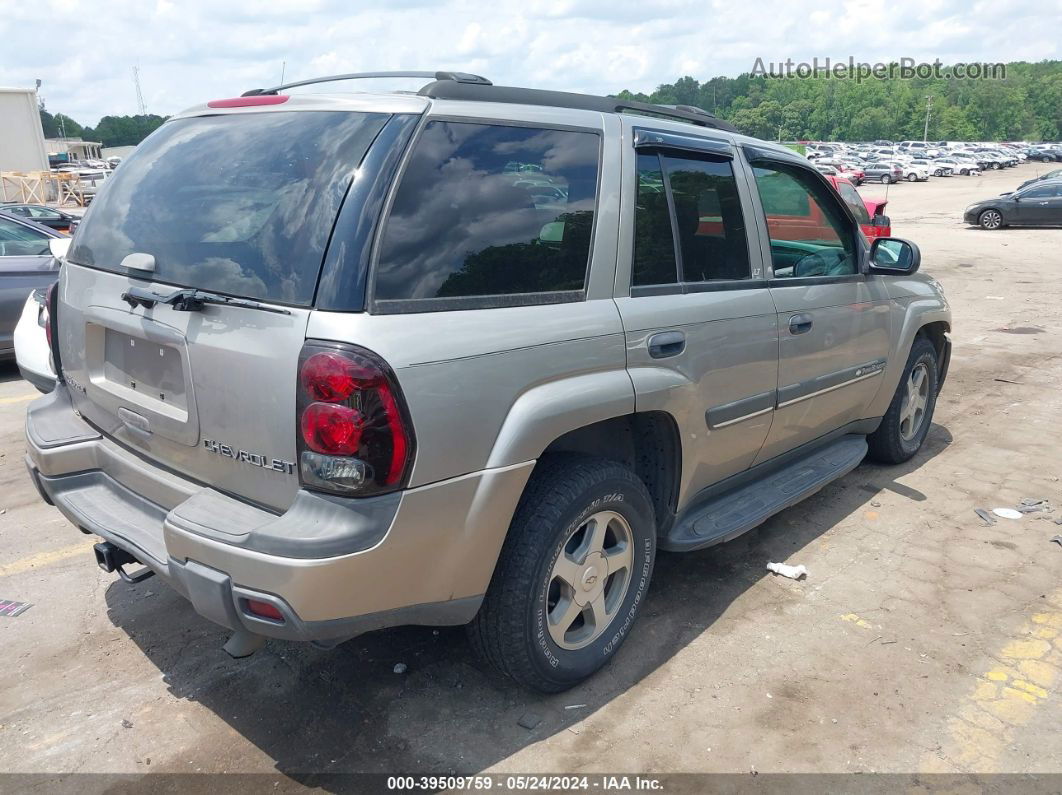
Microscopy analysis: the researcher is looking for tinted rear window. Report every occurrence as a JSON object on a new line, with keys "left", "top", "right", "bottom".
{"left": 373, "top": 121, "right": 600, "bottom": 307}
{"left": 68, "top": 111, "right": 390, "bottom": 305}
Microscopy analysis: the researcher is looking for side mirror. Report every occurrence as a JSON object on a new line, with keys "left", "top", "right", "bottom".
{"left": 48, "top": 238, "right": 72, "bottom": 259}
{"left": 868, "top": 237, "right": 920, "bottom": 275}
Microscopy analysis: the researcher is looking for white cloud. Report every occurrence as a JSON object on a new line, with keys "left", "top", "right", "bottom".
{"left": 0, "top": 0, "right": 1056, "bottom": 125}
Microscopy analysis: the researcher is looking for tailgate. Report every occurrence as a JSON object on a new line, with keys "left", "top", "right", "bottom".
{"left": 53, "top": 107, "right": 401, "bottom": 512}
{"left": 58, "top": 263, "right": 308, "bottom": 511}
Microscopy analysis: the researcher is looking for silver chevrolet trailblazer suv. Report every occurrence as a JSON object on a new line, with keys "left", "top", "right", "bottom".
{"left": 25, "top": 71, "right": 951, "bottom": 692}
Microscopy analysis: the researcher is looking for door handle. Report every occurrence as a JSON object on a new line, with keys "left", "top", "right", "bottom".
{"left": 789, "top": 313, "right": 813, "bottom": 335}
{"left": 647, "top": 330, "right": 686, "bottom": 359}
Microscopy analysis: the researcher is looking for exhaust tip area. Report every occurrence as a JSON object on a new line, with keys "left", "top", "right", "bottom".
{"left": 223, "top": 630, "right": 267, "bottom": 659}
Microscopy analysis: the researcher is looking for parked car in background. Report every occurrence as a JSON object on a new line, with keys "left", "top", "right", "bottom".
{"left": 935, "top": 157, "right": 979, "bottom": 176}
{"left": 865, "top": 162, "right": 903, "bottom": 184}
{"left": 838, "top": 163, "right": 866, "bottom": 185}
{"left": 1025, "top": 148, "right": 1060, "bottom": 163}
{"left": 13, "top": 286, "right": 56, "bottom": 392}
{"left": 897, "top": 161, "right": 931, "bottom": 181}
{"left": 0, "top": 214, "right": 63, "bottom": 361}
{"left": 1017, "top": 168, "right": 1062, "bottom": 191}
{"left": 820, "top": 174, "right": 891, "bottom": 239}
{"left": 964, "top": 178, "right": 1062, "bottom": 229}
{"left": 814, "top": 164, "right": 854, "bottom": 184}
{"left": 909, "top": 158, "right": 950, "bottom": 177}
{"left": 0, "top": 204, "right": 79, "bottom": 233}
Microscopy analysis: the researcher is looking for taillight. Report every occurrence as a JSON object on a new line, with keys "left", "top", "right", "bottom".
{"left": 296, "top": 341, "right": 415, "bottom": 496}
{"left": 45, "top": 282, "right": 62, "bottom": 376}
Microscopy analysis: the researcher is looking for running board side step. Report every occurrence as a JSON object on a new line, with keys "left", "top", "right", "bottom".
{"left": 661, "top": 435, "right": 868, "bottom": 552}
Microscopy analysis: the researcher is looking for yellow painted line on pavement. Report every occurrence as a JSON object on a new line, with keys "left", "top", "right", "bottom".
{"left": 0, "top": 393, "right": 38, "bottom": 405}
{"left": 922, "top": 588, "right": 1062, "bottom": 772}
{"left": 0, "top": 538, "right": 96, "bottom": 579}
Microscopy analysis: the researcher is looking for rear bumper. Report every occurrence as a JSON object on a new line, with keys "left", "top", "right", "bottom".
{"left": 25, "top": 385, "right": 533, "bottom": 643}
{"left": 18, "top": 364, "right": 55, "bottom": 394}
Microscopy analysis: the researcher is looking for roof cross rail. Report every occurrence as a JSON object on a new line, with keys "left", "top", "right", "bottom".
{"left": 242, "top": 71, "right": 492, "bottom": 97}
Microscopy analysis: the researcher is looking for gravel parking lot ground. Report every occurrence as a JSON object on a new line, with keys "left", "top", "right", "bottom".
{"left": 1, "top": 163, "right": 1060, "bottom": 786}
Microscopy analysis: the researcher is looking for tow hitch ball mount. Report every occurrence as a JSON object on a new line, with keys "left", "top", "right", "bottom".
{"left": 93, "top": 541, "right": 155, "bottom": 584}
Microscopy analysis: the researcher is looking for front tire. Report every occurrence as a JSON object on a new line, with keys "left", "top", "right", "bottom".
{"left": 469, "top": 455, "right": 656, "bottom": 692}
{"left": 867, "top": 336, "right": 939, "bottom": 465}
{"left": 907, "top": 173, "right": 917, "bottom": 182}
{"left": 979, "top": 209, "right": 1003, "bottom": 230}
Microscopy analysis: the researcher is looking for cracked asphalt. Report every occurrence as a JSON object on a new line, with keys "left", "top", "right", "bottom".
{"left": 0, "top": 163, "right": 1059, "bottom": 786}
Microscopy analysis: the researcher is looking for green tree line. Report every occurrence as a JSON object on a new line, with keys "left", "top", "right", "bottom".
{"left": 39, "top": 105, "right": 167, "bottom": 147}
{"left": 616, "top": 60, "right": 1061, "bottom": 142}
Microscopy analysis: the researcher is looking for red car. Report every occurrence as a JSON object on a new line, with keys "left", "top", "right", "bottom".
{"left": 695, "top": 173, "right": 890, "bottom": 244}
{"left": 823, "top": 174, "right": 890, "bottom": 239}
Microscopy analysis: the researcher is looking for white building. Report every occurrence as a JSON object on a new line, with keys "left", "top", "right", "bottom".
{"left": 0, "top": 87, "right": 49, "bottom": 172}
{"left": 46, "top": 137, "right": 105, "bottom": 162}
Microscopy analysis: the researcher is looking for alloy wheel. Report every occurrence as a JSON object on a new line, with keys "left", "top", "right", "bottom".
{"left": 546, "top": 510, "right": 634, "bottom": 651}
{"left": 980, "top": 209, "right": 1002, "bottom": 230}
{"left": 899, "top": 363, "right": 930, "bottom": 441}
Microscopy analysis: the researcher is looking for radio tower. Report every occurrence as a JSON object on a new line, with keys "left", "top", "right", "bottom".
{"left": 133, "top": 66, "right": 147, "bottom": 116}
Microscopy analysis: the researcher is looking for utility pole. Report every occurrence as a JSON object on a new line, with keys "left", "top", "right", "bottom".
{"left": 280, "top": 61, "right": 286, "bottom": 85}
{"left": 133, "top": 65, "right": 147, "bottom": 116}
{"left": 923, "top": 95, "right": 932, "bottom": 143}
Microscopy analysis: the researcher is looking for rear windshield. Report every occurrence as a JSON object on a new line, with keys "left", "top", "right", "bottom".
{"left": 68, "top": 110, "right": 389, "bottom": 305}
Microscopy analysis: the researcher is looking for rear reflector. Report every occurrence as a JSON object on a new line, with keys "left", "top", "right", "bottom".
{"left": 207, "top": 95, "right": 289, "bottom": 108}
{"left": 244, "top": 599, "right": 284, "bottom": 622}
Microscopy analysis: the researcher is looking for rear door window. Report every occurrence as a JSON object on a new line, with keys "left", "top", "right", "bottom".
{"left": 632, "top": 152, "right": 678, "bottom": 286}
{"left": 662, "top": 154, "right": 751, "bottom": 282}
{"left": 373, "top": 121, "right": 600, "bottom": 309}
{"left": 67, "top": 111, "right": 390, "bottom": 306}
{"left": 632, "top": 151, "right": 752, "bottom": 288}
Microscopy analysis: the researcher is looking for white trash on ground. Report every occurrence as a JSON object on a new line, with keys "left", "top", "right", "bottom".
{"left": 992, "top": 508, "right": 1023, "bottom": 520}
{"left": 766, "top": 562, "right": 808, "bottom": 580}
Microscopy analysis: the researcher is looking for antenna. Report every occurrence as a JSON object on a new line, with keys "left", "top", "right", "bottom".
{"left": 133, "top": 65, "right": 147, "bottom": 116}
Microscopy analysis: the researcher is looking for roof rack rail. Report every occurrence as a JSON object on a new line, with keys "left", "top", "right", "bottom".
{"left": 416, "top": 81, "right": 736, "bottom": 132}
{"left": 242, "top": 70, "right": 492, "bottom": 97}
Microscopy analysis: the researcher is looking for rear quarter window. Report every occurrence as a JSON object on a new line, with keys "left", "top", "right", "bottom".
{"left": 372, "top": 120, "right": 600, "bottom": 310}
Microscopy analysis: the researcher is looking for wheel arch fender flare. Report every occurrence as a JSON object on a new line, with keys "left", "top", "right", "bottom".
{"left": 485, "top": 369, "right": 637, "bottom": 470}
{"left": 868, "top": 303, "right": 950, "bottom": 419}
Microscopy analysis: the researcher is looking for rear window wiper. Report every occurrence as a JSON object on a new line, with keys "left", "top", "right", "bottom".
{"left": 121, "top": 286, "right": 291, "bottom": 315}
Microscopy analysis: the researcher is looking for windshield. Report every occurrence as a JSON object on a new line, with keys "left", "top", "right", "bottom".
{"left": 68, "top": 110, "right": 390, "bottom": 305}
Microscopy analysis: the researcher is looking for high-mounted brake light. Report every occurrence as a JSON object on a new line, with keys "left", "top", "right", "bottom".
{"left": 296, "top": 342, "right": 415, "bottom": 497}
{"left": 206, "top": 95, "right": 290, "bottom": 109}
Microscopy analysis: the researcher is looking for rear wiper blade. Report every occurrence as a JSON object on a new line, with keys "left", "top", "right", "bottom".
{"left": 121, "top": 286, "right": 291, "bottom": 315}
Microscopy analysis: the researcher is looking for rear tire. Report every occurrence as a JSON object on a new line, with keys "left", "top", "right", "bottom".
{"left": 867, "top": 336, "right": 939, "bottom": 465}
{"left": 907, "top": 173, "right": 917, "bottom": 182}
{"left": 468, "top": 455, "right": 656, "bottom": 692}
{"left": 881, "top": 175, "right": 892, "bottom": 184}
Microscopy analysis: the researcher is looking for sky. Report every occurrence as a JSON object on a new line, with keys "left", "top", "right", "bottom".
{"left": 1, "top": 0, "right": 1059, "bottom": 126}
